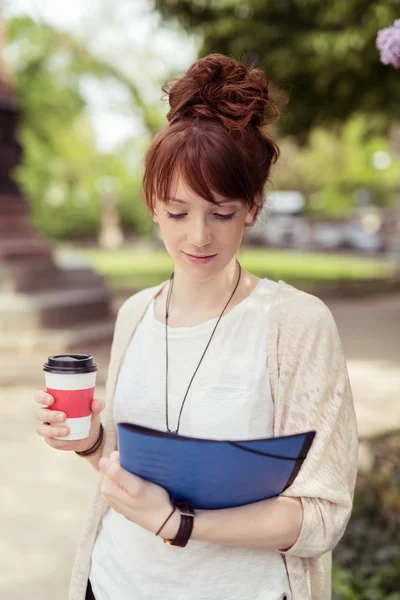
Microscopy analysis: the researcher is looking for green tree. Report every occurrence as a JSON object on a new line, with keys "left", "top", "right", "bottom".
{"left": 6, "top": 16, "right": 161, "bottom": 240}
{"left": 154, "top": 0, "right": 400, "bottom": 139}
{"left": 271, "top": 115, "right": 400, "bottom": 216}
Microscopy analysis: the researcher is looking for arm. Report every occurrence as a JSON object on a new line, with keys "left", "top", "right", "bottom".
{"left": 269, "top": 296, "right": 359, "bottom": 559}
{"left": 82, "top": 432, "right": 106, "bottom": 471}
{"left": 162, "top": 495, "right": 303, "bottom": 550}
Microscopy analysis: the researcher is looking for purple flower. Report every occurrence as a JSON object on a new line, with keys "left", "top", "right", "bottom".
{"left": 376, "top": 19, "right": 400, "bottom": 69}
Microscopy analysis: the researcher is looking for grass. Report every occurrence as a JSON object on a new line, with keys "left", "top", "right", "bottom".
{"left": 56, "top": 245, "right": 396, "bottom": 291}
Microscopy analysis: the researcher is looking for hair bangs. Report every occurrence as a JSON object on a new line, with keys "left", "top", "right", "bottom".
{"left": 142, "top": 117, "right": 276, "bottom": 218}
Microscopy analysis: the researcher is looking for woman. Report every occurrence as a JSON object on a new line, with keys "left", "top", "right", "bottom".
{"left": 35, "top": 53, "right": 358, "bottom": 600}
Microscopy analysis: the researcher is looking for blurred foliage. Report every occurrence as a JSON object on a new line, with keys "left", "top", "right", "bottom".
{"left": 7, "top": 16, "right": 160, "bottom": 240}
{"left": 5, "top": 11, "right": 400, "bottom": 242}
{"left": 271, "top": 115, "right": 400, "bottom": 217}
{"left": 154, "top": 0, "right": 400, "bottom": 140}
{"left": 332, "top": 431, "right": 400, "bottom": 599}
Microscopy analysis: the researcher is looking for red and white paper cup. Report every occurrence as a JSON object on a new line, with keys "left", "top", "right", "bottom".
{"left": 43, "top": 354, "right": 98, "bottom": 441}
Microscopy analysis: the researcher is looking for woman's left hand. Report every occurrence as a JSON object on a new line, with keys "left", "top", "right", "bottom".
{"left": 99, "top": 451, "right": 174, "bottom": 535}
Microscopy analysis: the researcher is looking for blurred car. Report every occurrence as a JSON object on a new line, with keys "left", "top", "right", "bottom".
{"left": 312, "top": 221, "right": 347, "bottom": 250}
{"left": 246, "top": 190, "right": 308, "bottom": 248}
{"left": 344, "top": 222, "right": 386, "bottom": 253}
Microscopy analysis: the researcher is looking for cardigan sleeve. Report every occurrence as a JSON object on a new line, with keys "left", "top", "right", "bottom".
{"left": 276, "top": 296, "right": 359, "bottom": 559}
{"left": 102, "top": 294, "right": 143, "bottom": 452}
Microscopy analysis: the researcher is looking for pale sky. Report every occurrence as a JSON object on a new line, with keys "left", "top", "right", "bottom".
{"left": 4, "top": 0, "right": 199, "bottom": 152}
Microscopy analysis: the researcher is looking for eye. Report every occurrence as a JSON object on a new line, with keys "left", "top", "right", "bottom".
{"left": 214, "top": 213, "right": 236, "bottom": 221}
{"left": 166, "top": 212, "right": 236, "bottom": 221}
{"left": 166, "top": 212, "right": 186, "bottom": 220}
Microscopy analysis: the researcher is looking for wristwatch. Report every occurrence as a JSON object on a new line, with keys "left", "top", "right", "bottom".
{"left": 161, "top": 501, "right": 196, "bottom": 547}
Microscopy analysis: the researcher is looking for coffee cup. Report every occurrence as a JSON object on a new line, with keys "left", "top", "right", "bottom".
{"left": 43, "top": 354, "right": 98, "bottom": 441}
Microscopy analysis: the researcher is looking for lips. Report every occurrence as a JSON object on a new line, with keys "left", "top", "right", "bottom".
{"left": 183, "top": 252, "right": 217, "bottom": 265}
{"left": 185, "top": 253, "right": 216, "bottom": 258}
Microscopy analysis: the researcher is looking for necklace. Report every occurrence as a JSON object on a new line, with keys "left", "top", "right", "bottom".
{"left": 165, "top": 260, "right": 242, "bottom": 434}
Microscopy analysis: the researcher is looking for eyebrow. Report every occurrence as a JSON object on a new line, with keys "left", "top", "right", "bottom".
{"left": 167, "top": 197, "right": 239, "bottom": 206}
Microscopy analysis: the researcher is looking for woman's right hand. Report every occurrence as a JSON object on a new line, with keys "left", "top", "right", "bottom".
{"left": 34, "top": 390, "right": 105, "bottom": 453}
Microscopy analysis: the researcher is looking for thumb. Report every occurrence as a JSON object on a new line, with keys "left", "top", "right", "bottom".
{"left": 91, "top": 399, "right": 105, "bottom": 414}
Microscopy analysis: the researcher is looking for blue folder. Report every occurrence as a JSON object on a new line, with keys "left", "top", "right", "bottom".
{"left": 117, "top": 422, "right": 316, "bottom": 510}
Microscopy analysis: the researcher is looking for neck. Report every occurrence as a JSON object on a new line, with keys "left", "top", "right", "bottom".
{"left": 168, "top": 259, "right": 241, "bottom": 316}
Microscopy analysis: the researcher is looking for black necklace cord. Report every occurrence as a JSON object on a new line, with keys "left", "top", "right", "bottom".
{"left": 165, "top": 260, "right": 242, "bottom": 435}
{"left": 165, "top": 271, "right": 174, "bottom": 432}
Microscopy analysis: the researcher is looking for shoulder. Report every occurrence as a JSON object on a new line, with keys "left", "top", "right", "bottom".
{"left": 115, "top": 281, "right": 167, "bottom": 326}
{"left": 273, "top": 281, "right": 337, "bottom": 336}
{"left": 270, "top": 282, "right": 345, "bottom": 378}
{"left": 108, "top": 281, "right": 167, "bottom": 356}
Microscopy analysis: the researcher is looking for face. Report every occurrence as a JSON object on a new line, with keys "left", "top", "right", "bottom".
{"left": 152, "top": 174, "right": 257, "bottom": 280}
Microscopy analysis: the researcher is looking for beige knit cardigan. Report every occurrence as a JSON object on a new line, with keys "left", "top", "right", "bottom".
{"left": 68, "top": 280, "right": 359, "bottom": 600}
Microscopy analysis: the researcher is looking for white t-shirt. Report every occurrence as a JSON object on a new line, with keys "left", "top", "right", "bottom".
{"left": 90, "top": 277, "right": 291, "bottom": 600}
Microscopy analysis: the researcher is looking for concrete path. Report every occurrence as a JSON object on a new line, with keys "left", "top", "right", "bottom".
{"left": 327, "top": 293, "right": 400, "bottom": 438}
{"left": 1, "top": 292, "right": 399, "bottom": 599}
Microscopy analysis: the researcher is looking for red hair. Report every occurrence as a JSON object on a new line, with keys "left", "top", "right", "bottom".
{"left": 142, "top": 53, "right": 280, "bottom": 222}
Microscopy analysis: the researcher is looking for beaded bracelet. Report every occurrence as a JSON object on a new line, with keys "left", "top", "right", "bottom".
{"left": 75, "top": 423, "right": 104, "bottom": 457}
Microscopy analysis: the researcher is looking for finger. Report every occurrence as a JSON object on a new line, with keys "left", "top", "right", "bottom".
{"left": 99, "top": 459, "right": 143, "bottom": 497}
{"left": 36, "top": 423, "right": 70, "bottom": 438}
{"left": 44, "top": 436, "right": 68, "bottom": 448}
{"left": 101, "top": 471, "right": 131, "bottom": 499}
{"left": 36, "top": 408, "right": 66, "bottom": 423}
{"left": 110, "top": 451, "right": 120, "bottom": 462}
{"left": 91, "top": 399, "right": 105, "bottom": 413}
{"left": 34, "top": 391, "right": 54, "bottom": 406}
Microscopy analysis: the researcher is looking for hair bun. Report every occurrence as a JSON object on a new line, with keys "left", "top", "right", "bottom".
{"left": 164, "top": 53, "right": 277, "bottom": 131}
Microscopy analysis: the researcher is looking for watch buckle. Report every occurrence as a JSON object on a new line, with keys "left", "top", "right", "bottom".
{"left": 180, "top": 508, "right": 194, "bottom": 517}
{"left": 161, "top": 537, "right": 173, "bottom": 545}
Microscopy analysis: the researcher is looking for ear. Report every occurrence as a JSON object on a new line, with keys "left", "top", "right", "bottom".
{"left": 245, "top": 201, "right": 259, "bottom": 226}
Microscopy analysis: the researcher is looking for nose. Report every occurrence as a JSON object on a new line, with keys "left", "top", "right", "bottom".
{"left": 186, "top": 217, "right": 213, "bottom": 248}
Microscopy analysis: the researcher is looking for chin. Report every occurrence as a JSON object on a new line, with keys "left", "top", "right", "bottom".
{"left": 179, "top": 254, "right": 231, "bottom": 281}
{"left": 182, "top": 264, "right": 217, "bottom": 278}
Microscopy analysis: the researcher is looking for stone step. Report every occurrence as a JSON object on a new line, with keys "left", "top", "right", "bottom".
{"left": 0, "top": 261, "right": 107, "bottom": 293}
{"left": 0, "top": 194, "right": 26, "bottom": 214}
{"left": 0, "top": 237, "right": 51, "bottom": 261}
{"left": 0, "top": 318, "right": 115, "bottom": 360}
{"left": 0, "top": 215, "right": 33, "bottom": 235}
{"left": 0, "top": 287, "right": 112, "bottom": 331}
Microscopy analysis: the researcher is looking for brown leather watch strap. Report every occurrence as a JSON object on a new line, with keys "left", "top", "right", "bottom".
{"left": 162, "top": 501, "right": 195, "bottom": 547}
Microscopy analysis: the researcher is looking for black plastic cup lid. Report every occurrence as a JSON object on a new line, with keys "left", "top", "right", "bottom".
{"left": 43, "top": 354, "right": 98, "bottom": 374}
